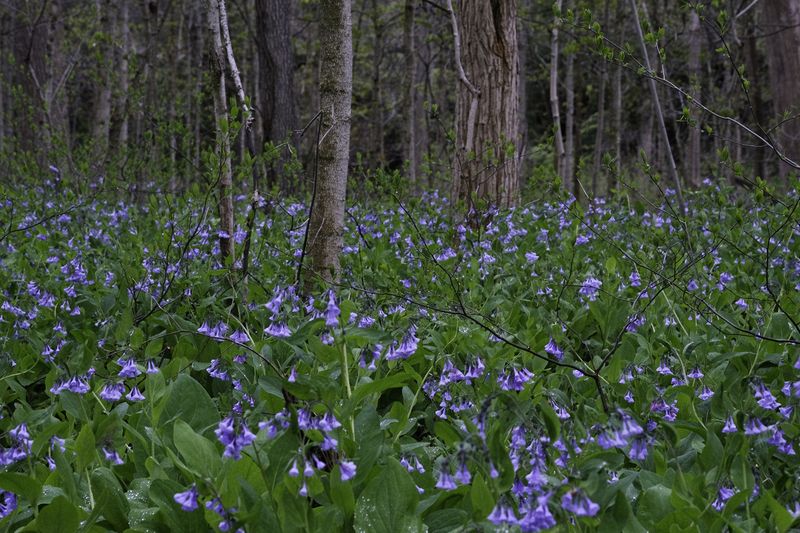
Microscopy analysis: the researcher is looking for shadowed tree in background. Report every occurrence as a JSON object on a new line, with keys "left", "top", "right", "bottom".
{"left": 304, "top": 0, "right": 353, "bottom": 288}
{"left": 255, "top": 0, "right": 297, "bottom": 190}
{"left": 449, "top": 0, "right": 521, "bottom": 216}
{"left": 763, "top": 0, "right": 800, "bottom": 182}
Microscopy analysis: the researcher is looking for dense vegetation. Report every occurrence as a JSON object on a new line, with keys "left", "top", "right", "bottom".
{"left": 1, "top": 179, "right": 798, "bottom": 532}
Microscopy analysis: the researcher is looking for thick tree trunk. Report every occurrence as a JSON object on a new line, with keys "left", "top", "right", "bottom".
{"left": 549, "top": 0, "right": 566, "bottom": 186}
{"left": 255, "top": 0, "right": 297, "bottom": 189}
{"left": 305, "top": 0, "right": 352, "bottom": 287}
{"left": 208, "top": 0, "right": 235, "bottom": 263}
{"left": 743, "top": 20, "right": 767, "bottom": 180}
{"left": 451, "top": 0, "right": 520, "bottom": 212}
{"left": 686, "top": 8, "right": 702, "bottom": 188}
{"left": 762, "top": 0, "right": 800, "bottom": 181}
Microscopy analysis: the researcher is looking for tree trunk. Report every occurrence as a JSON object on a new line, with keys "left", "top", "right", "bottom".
{"left": 305, "top": 0, "right": 352, "bottom": 288}
{"left": 208, "top": 0, "right": 235, "bottom": 263}
{"left": 743, "top": 20, "right": 767, "bottom": 180}
{"left": 629, "top": 0, "right": 685, "bottom": 212}
{"left": 403, "top": 0, "right": 419, "bottom": 186}
{"left": 255, "top": 0, "right": 297, "bottom": 189}
{"left": 762, "top": 0, "right": 800, "bottom": 181}
{"left": 565, "top": 26, "right": 576, "bottom": 197}
{"left": 591, "top": 0, "right": 610, "bottom": 197}
{"left": 450, "top": 0, "right": 520, "bottom": 212}
{"left": 686, "top": 8, "right": 702, "bottom": 188}
{"left": 91, "top": 0, "right": 112, "bottom": 173}
{"left": 116, "top": 0, "right": 130, "bottom": 150}
{"left": 549, "top": 0, "right": 566, "bottom": 186}
{"left": 370, "top": 0, "right": 385, "bottom": 167}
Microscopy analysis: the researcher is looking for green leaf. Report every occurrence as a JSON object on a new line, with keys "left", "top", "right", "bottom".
{"left": 88, "top": 467, "right": 129, "bottom": 531}
{"left": 354, "top": 458, "right": 422, "bottom": 533}
{"left": 74, "top": 423, "right": 96, "bottom": 471}
{"left": 173, "top": 419, "right": 222, "bottom": 477}
{"left": 699, "top": 428, "right": 723, "bottom": 470}
{"left": 469, "top": 475, "right": 494, "bottom": 520}
{"left": 36, "top": 496, "right": 81, "bottom": 533}
{"left": 0, "top": 472, "right": 42, "bottom": 505}
{"left": 330, "top": 465, "right": 356, "bottom": 517}
{"left": 157, "top": 374, "right": 218, "bottom": 436}
{"left": 636, "top": 485, "right": 674, "bottom": 529}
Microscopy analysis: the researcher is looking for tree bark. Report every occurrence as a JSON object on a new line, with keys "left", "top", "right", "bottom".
{"left": 116, "top": 0, "right": 130, "bottom": 150}
{"left": 403, "top": 0, "right": 419, "bottom": 186}
{"left": 762, "top": 0, "right": 800, "bottom": 181}
{"left": 565, "top": 24, "right": 576, "bottom": 197}
{"left": 686, "top": 8, "right": 702, "bottom": 188}
{"left": 450, "top": 0, "right": 520, "bottom": 212}
{"left": 591, "top": 0, "right": 610, "bottom": 197}
{"left": 208, "top": 0, "right": 235, "bottom": 263}
{"left": 255, "top": 0, "right": 297, "bottom": 189}
{"left": 549, "top": 0, "right": 566, "bottom": 186}
{"left": 305, "top": 0, "right": 352, "bottom": 287}
{"left": 743, "top": 20, "right": 767, "bottom": 180}
{"left": 629, "top": 0, "right": 685, "bottom": 213}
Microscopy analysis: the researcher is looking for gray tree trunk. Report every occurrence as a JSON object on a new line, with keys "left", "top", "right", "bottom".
{"left": 208, "top": 0, "right": 235, "bottom": 263}
{"left": 591, "top": 0, "right": 610, "bottom": 197}
{"left": 686, "top": 8, "right": 702, "bottom": 188}
{"left": 549, "top": 0, "right": 566, "bottom": 186}
{"left": 565, "top": 28, "right": 576, "bottom": 197}
{"left": 451, "top": 0, "right": 520, "bottom": 212}
{"left": 305, "top": 0, "right": 352, "bottom": 287}
{"left": 403, "top": 0, "right": 419, "bottom": 187}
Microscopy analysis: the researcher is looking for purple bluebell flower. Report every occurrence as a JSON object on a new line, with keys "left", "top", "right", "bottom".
{"left": 687, "top": 279, "right": 699, "bottom": 291}
{"left": 145, "top": 360, "right": 159, "bottom": 374}
{"left": 264, "top": 321, "right": 292, "bottom": 338}
{"left": 579, "top": 277, "right": 602, "bottom": 301}
{"left": 744, "top": 417, "right": 769, "bottom": 435}
{"left": 229, "top": 330, "right": 250, "bottom": 344}
{"left": 100, "top": 383, "right": 125, "bottom": 402}
{"left": 340, "top": 460, "right": 357, "bottom": 481}
{"left": 722, "top": 416, "right": 737, "bottom": 433}
{"left": 712, "top": 485, "right": 735, "bottom": 511}
{"left": 0, "top": 490, "right": 17, "bottom": 519}
{"left": 544, "top": 338, "right": 563, "bottom": 360}
{"left": 687, "top": 366, "right": 704, "bottom": 379}
{"left": 519, "top": 494, "right": 556, "bottom": 532}
{"left": 435, "top": 470, "right": 457, "bottom": 491}
{"left": 103, "top": 447, "right": 124, "bottom": 465}
{"left": 754, "top": 382, "right": 780, "bottom": 410}
{"left": 561, "top": 488, "right": 599, "bottom": 516}
{"left": 174, "top": 485, "right": 199, "bottom": 512}
{"left": 488, "top": 502, "right": 518, "bottom": 527}
{"left": 126, "top": 387, "right": 145, "bottom": 402}
{"left": 698, "top": 386, "right": 714, "bottom": 401}
{"left": 117, "top": 358, "right": 141, "bottom": 378}
{"left": 324, "top": 291, "right": 340, "bottom": 327}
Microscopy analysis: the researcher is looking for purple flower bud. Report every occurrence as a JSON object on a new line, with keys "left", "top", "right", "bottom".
{"left": 173, "top": 485, "right": 199, "bottom": 512}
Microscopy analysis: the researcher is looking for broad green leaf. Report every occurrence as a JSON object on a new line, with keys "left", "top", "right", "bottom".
{"left": 173, "top": 419, "right": 221, "bottom": 477}
{"left": 36, "top": 496, "right": 81, "bottom": 533}
{"left": 354, "top": 458, "right": 421, "bottom": 533}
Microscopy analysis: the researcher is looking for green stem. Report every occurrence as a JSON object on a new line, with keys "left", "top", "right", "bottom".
{"left": 341, "top": 341, "right": 355, "bottom": 439}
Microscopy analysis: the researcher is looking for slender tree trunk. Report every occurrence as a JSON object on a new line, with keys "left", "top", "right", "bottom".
{"left": 450, "top": 0, "right": 520, "bottom": 212}
{"left": 565, "top": 27, "right": 576, "bottom": 196}
{"left": 549, "top": 0, "right": 566, "bottom": 185}
{"left": 403, "top": 0, "right": 418, "bottom": 186}
{"left": 591, "top": 0, "right": 610, "bottom": 197}
{"left": 686, "top": 8, "right": 702, "bottom": 188}
{"left": 629, "top": 0, "right": 685, "bottom": 212}
{"left": 370, "top": 0, "right": 385, "bottom": 167}
{"left": 116, "top": 1, "right": 130, "bottom": 150}
{"left": 763, "top": 0, "right": 800, "bottom": 182}
{"left": 305, "top": 0, "right": 352, "bottom": 287}
{"left": 208, "top": 0, "right": 235, "bottom": 263}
